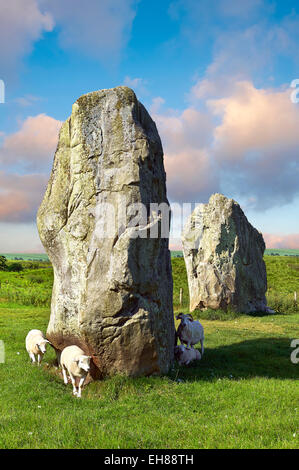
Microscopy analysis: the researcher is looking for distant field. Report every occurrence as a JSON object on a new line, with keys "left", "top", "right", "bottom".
{"left": 171, "top": 250, "right": 183, "bottom": 257}
{"left": 2, "top": 250, "right": 298, "bottom": 260}
{"left": 265, "top": 249, "right": 299, "bottom": 256}
{"left": 0, "top": 253, "right": 49, "bottom": 261}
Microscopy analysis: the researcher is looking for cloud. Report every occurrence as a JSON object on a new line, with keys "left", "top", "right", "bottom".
{"left": 0, "top": 0, "right": 139, "bottom": 78}
{"left": 0, "top": 0, "right": 53, "bottom": 78}
{"left": 41, "top": 0, "right": 138, "bottom": 63}
{"left": 14, "top": 95, "right": 42, "bottom": 107}
{"left": 0, "top": 172, "right": 48, "bottom": 223}
{"left": 0, "top": 113, "right": 61, "bottom": 223}
{"left": 172, "top": 0, "right": 299, "bottom": 103}
{"left": 153, "top": 78, "right": 299, "bottom": 210}
{"left": 0, "top": 114, "right": 62, "bottom": 172}
{"left": 152, "top": 103, "right": 218, "bottom": 202}
{"left": 123, "top": 76, "right": 148, "bottom": 97}
{"left": 209, "top": 81, "right": 299, "bottom": 208}
{"left": 264, "top": 233, "right": 299, "bottom": 250}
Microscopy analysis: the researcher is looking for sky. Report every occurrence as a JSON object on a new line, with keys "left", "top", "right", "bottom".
{"left": 0, "top": 0, "right": 298, "bottom": 252}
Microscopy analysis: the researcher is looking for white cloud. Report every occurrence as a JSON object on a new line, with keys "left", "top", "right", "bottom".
{"left": 41, "top": 0, "right": 138, "bottom": 63}
{"left": 123, "top": 76, "right": 148, "bottom": 97}
{"left": 14, "top": 95, "right": 42, "bottom": 107}
{"left": 0, "top": 0, "right": 53, "bottom": 78}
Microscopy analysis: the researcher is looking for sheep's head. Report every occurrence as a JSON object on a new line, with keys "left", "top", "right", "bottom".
{"left": 37, "top": 339, "right": 51, "bottom": 354}
{"left": 76, "top": 355, "right": 91, "bottom": 373}
{"left": 176, "top": 312, "right": 193, "bottom": 326}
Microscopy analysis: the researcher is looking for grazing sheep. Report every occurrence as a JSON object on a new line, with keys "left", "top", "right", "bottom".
{"left": 175, "top": 313, "right": 204, "bottom": 355}
{"left": 174, "top": 344, "right": 201, "bottom": 366}
{"left": 25, "top": 329, "right": 51, "bottom": 365}
{"left": 60, "top": 345, "right": 91, "bottom": 398}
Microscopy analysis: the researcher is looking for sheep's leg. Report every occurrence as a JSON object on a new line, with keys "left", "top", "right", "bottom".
{"left": 69, "top": 373, "right": 77, "bottom": 396}
{"left": 30, "top": 352, "right": 36, "bottom": 364}
{"left": 62, "top": 366, "right": 68, "bottom": 385}
{"left": 200, "top": 340, "right": 204, "bottom": 356}
{"left": 77, "top": 377, "right": 85, "bottom": 398}
{"left": 37, "top": 354, "right": 42, "bottom": 366}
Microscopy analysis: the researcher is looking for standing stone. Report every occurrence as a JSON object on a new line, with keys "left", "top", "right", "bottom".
{"left": 182, "top": 193, "right": 271, "bottom": 314}
{"left": 37, "top": 86, "right": 174, "bottom": 377}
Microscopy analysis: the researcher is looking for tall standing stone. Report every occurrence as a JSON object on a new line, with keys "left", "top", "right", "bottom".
{"left": 37, "top": 86, "right": 174, "bottom": 377}
{"left": 182, "top": 193, "right": 271, "bottom": 314}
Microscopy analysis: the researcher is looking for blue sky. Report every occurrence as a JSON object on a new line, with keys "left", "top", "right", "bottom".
{"left": 0, "top": 0, "right": 298, "bottom": 251}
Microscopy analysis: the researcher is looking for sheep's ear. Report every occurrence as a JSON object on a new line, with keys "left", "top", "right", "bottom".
{"left": 187, "top": 314, "right": 194, "bottom": 321}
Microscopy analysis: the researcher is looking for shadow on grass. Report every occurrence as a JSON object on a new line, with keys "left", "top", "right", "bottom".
{"left": 169, "top": 337, "right": 298, "bottom": 382}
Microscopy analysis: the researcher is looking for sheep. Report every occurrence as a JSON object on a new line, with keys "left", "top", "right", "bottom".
{"left": 60, "top": 345, "right": 91, "bottom": 398}
{"left": 25, "top": 329, "right": 51, "bottom": 365}
{"left": 174, "top": 344, "right": 201, "bottom": 366}
{"left": 175, "top": 313, "right": 204, "bottom": 355}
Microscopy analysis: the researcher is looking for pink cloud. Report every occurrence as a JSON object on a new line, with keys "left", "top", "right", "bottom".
{"left": 156, "top": 78, "right": 299, "bottom": 210}
{"left": 0, "top": 114, "right": 62, "bottom": 172}
{"left": 210, "top": 81, "right": 299, "bottom": 162}
{"left": 152, "top": 104, "right": 218, "bottom": 202}
{"left": 0, "top": 172, "right": 48, "bottom": 223}
{"left": 264, "top": 233, "right": 299, "bottom": 250}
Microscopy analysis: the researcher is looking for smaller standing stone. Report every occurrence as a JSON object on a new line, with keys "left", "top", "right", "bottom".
{"left": 182, "top": 193, "right": 272, "bottom": 314}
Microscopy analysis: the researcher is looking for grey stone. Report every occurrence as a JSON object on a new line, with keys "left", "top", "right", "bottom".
{"left": 182, "top": 193, "right": 272, "bottom": 314}
{"left": 37, "top": 86, "right": 174, "bottom": 377}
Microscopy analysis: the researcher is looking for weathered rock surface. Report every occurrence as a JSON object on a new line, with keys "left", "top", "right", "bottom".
{"left": 37, "top": 86, "right": 174, "bottom": 377}
{"left": 182, "top": 193, "right": 271, "bottom": 314}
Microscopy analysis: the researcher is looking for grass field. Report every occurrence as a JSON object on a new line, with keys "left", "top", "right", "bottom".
{"left": 0, "top": 255, "right": 298, "bottom": 449}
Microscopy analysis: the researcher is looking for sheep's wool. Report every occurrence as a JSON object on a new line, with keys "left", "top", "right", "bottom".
{"left": 182, "top": 193, "right": 272, "bottom": 314}
{"left": 37, "top": 86, "right": 174, "bottom": 377}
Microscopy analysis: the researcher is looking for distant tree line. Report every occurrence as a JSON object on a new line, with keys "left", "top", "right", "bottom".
{"left": 0, "top": 255, "right": 23, "bottom": 272}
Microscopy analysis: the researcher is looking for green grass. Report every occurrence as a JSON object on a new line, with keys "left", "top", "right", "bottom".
{"left": 0, "top": 302, "right": 298, "bottom": 449}
{"left": 0, "top": 256, "right": 298, "bottom": 448}
{"left": 0, "top": 267, "right": 53, "bottom": 307}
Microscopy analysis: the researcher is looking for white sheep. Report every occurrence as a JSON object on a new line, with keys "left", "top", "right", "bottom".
{"left": 176, "top": 313, "right": 204, "bottom": 355}
{"left": 25, "top": 329, "right": 51, "bottom": 365}
{"left": 60, "top": 345, "right": 91, "bottom": 398}
{"left": 174, "top": 344, "right": 201, "bottom": 366}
